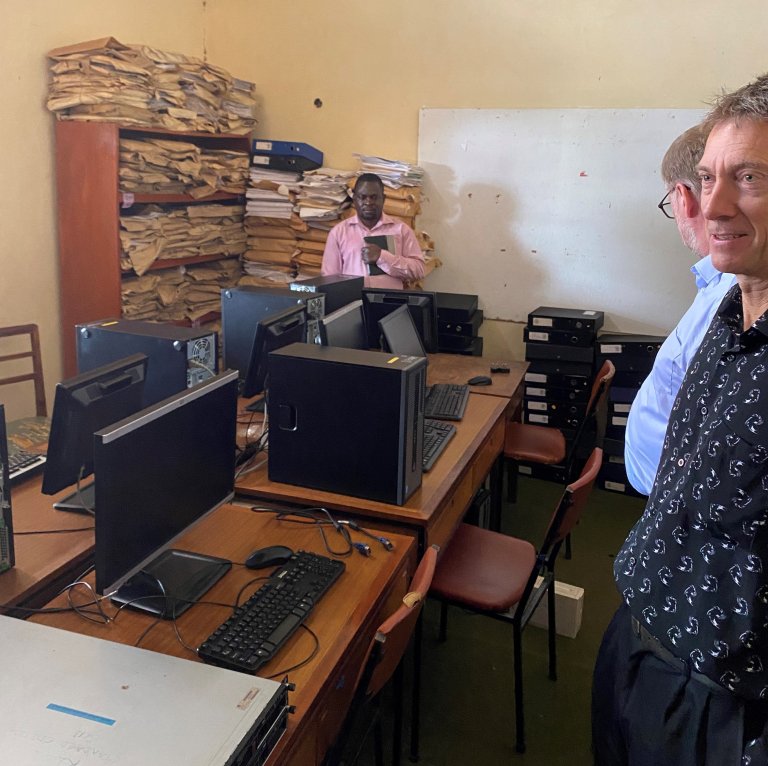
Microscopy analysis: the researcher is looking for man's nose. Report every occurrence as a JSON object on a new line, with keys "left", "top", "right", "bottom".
{"left": 702, "top": 178, "right": 737, "bottom": 220}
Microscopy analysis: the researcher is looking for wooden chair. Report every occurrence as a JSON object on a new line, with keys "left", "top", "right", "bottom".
{"left": 325, "top": 544, "right": 439, "bottom": 766}
{"left": 0, "top": 324, "right": 47, "bottom": 417}
{"left": 429, "top": 448, "right": 602, "bottom": 754}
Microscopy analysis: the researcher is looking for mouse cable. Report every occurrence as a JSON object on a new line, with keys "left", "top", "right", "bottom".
{"left": 338, "top": 520, "right": 395, "bottom": 551}
{"left": 266, "top": 624, "right": 321, "bottom": 679}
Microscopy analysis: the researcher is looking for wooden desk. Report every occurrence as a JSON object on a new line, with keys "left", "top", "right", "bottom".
{"left": 0, "top": 475, "right": 94, "bottom": 612}
{"left": 237, "top": 393, "right": 507, "bottom": 552}
{"left": 426, "top": 353, "right": 527, "bottom": 404}
{"left": 30, "top": 503, "right": 416, "bottom": 766}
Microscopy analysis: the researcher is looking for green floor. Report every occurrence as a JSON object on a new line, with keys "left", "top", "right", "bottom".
{"left": 357, "top": 475, "right": 647, "bottom": 765}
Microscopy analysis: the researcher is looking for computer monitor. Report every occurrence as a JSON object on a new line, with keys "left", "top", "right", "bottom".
{"left": 241, "top": 304, "right": 308, "bottom": 398}
{"left": 361, "top": 288, "right": 439, "bottom": 353}
{"left": 0, "top": 405, "right": 14, "bottom": 574}
{"left": 319, "top": 300, "right": 368, "bottom": 350}
{"left": 93, "top": 370, "right": 238, "bottom": 618}
{"left": 41, "top": 354, "right": 148, "bottom": 514}
{"left": 378, "top": 304, "right": 427, "bottom": 357}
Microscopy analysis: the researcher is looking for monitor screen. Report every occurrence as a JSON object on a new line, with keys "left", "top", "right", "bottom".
{"left": 378, "top": 304, "right": 427, "bottom": 357}
{"left": 242, "top": 304, "right": 308, "bottom": 398}
{"left": 41, "top": 354, "right": 148, "bottom": 513}
{"left": 93, "top": 370, "right": 238, "bottom": 618}
{"left": 361, "top": 288, "right": 438, "bottom": 353}
{"left": 319, "top": 299, "right": 368, "bottom": 350}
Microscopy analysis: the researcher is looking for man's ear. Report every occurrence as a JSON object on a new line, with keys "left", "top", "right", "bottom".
{"left": 676, "top": 183, "right": 700, "bottom": 220}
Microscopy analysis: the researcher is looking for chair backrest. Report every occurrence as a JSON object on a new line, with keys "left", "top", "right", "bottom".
{"left": 363, "top": 543, "right": 439, "bottom": 698}
{"left": 0, "top": 324, "right": 47, "bottom": 417}
{"left": 564, "top": 360, "right": 614, "bottom": 475}
{"left": 541, "top": 447, "right": 603, "bottom": 559}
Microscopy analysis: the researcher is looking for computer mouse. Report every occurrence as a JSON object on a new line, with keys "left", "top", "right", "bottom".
{"left": 245, "top": 545, "right": 294, "bottom": 569}
{"left": 467, "top": 375, "right": 493, "bottom": 386}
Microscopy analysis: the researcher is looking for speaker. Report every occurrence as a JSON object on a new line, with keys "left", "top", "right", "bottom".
{"left": 267, "top": 343, "right": 426, "bottom": 505}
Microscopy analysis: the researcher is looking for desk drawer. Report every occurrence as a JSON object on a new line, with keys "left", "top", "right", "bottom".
{"left": 471, "top": 417, "right": 505, "bottom": 487}
{"left": 429, "top": 471, "right": 474, "bottom": 551}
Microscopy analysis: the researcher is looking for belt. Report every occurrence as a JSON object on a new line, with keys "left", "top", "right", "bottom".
{"left": 629, "top": 615, "right": 728, "bottom": 695}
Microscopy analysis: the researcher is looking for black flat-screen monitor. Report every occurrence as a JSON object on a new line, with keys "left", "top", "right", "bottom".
{"left": 361, "top": 288, "right": 438, "bottom": 353}
{"left": 0, "top": 405, "right": 15, "bottom": 573}
{"left": 93, "top": 370, "right": 238, "bottom": 618}
{"left": 41, "top": 354, "right": 148, "bottom": 514}
{"left": 378, "top": 304, "right": 427, "bottom": 357}
{"left": 242, "top": 304, "right": 307, "bottom": 398}
{"left": 319, "top": 300, "right": 368, "bottom": 350}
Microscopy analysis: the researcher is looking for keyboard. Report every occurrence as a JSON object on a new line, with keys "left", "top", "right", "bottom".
{"left": 8, "top": 449, "right": 46, "bottom": 482}
{"left": 424, "top": 383, "right": 470, "bottom": 421}
{"left": 198, "top": 550, "right": 345, "bottom": 674}
{"left": 423, "top": 418, "right": 457, "bottom": 472}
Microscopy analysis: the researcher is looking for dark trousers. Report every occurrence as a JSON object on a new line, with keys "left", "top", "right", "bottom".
{"left": 592, "top": 604, "right": 768, "bottom": 766}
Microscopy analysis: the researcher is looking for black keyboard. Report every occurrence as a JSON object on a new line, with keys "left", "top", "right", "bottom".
{"left": 424, "top": 383, "right": 470, "bottom": 421}
{"left": 8, "top": 449, "right": 46, "bottom": 481}
{"left": 198, "top": 550, "right": 345, "bottom": 674}
{"left": 423, "top": 418, "right": 457, "bottom": 472}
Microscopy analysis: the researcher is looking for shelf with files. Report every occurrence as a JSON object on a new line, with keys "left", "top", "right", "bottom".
{"left": 55, "top": 120, "right": 251, "bottom": 376}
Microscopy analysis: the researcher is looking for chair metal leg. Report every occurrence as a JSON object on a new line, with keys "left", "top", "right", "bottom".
{"left": 408, "top": 612, "right": 423, "bottom": 763}
{"left": 489, "top": 455, "right": 503, "bottom": 532}
{"left": 564, "top": 532, "right": 572, "bottom": 560}
{"left": 392, "top": 661, "right": 403, "bottom": 766}
{"left": 547, "top": 582, "right": 557, "bottom": 681}
{"left": 513, "top": 621, "right": 526, "bottom": 754}
{"left": 374, "top": 704, "right": 384, "bottom": 766}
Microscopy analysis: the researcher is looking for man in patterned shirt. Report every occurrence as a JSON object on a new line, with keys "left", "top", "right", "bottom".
{"left": 593, "top": 74, "right": 768, "bottom": 766}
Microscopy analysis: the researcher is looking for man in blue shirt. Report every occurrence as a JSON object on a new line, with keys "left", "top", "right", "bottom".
{"left": 624, "top": 125, "right": 737, "bottom": 495}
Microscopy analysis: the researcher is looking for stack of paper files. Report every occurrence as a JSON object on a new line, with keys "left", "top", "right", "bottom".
{"left": 47, "top": 37, "right": 258, "bottom": 134}
{"left": 354, "top": 154, "right": 425, "bottom": 188}
{"left": 119, "top": 137, "right": 249, "bottom": 197}
{"left": 242, "top": 166, "right": 303, "bottom": 284}
{"left": 120, "top": 203, "right": 246, "bottom": 275}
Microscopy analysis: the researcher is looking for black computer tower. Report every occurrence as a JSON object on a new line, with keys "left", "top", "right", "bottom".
{"left": 267, "top": 343, "right": 426, "bottom": 505}
{"left": 76, "top": 318, "right": 218, "bottom": 408}
{"left": 221, "top": 286, "right": 325, "bottom": 381}
{"left": 0, "top": 405, "right": 15, "bottom": 574}
{"left": 289, "top": 274, "right": 364, "bottom": 314}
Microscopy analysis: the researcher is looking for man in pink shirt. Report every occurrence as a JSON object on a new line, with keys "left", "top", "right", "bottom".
{"left": 321, "top": 173, "right": 425, "bottom": 289}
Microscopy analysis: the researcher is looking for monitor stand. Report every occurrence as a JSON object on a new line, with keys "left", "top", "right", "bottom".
{"left": 110, "top": 549, "right": 232, "bottom": 619}
{"left": 54, "top": 481, "right": 96, "bottom": 514}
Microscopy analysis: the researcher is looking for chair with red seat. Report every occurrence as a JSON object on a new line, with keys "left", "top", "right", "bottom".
{"left": 429, "top": 448, "right": 603, "bottom": 754}
{"left": 325, "top": 544, "right": 439, "bottom": 766}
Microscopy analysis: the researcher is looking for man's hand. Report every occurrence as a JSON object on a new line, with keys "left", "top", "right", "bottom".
{"left": 361, "top": 243, "right": 382, "bottom": 265}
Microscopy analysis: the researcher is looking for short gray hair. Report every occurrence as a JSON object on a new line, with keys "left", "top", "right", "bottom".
{"left": 661, "top": 124, "right": 710, "bottom": 195}
{"left": 706, "top": 73, "right": 768, "bottom": 127}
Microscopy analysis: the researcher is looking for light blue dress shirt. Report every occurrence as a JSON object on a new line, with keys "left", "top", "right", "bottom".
{"left": 623, "top": 256, "right": 738, "bottom": 495}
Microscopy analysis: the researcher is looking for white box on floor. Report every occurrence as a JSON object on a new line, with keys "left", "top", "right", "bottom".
{"left": 529, "top": 578, "right": 584, "bottom": 638}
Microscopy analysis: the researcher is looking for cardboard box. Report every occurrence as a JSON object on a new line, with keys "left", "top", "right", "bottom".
{"left": 529, "top": 578, "right": 584, "bottom": 638}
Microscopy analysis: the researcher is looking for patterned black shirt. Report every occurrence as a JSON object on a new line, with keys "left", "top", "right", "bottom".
{"left": 614, "top": 285, "right": 768, "bottom": 700}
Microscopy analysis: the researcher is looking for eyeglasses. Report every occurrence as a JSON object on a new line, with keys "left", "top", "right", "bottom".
{"left": 658, "top": 190, "right": 674, "bottom": 219}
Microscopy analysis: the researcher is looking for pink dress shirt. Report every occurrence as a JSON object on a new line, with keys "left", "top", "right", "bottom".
{"left": 321, "top": 213, "right": 425, "bottom": 289}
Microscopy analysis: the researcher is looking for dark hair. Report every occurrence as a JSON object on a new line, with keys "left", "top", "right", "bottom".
{"left": 353, "top": 173, "right": 384, "bottom": 195}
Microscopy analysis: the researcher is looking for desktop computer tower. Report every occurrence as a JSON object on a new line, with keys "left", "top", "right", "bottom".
{"left": 0, "top": 406, "right": 14, "bottom": 574}
{"left": 289, "top": 274, "right": 364, "bottom": 314}
{"left": 76, "top": 318, "right": 218, "bottom": 407}
{"left": 221, "top": 285, "right": 325, "bottom": 377}
{"left": 268, "top": 343, "right": 426, "bottom": 505}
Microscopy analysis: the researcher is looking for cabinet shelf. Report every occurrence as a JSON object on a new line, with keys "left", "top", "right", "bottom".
{"left": 55, "top": 121, "right": 250, "bottom": 376}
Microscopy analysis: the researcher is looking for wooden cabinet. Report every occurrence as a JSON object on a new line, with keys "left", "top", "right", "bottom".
{"left": 54, "top": 121, "right": 250, "bottom": 376}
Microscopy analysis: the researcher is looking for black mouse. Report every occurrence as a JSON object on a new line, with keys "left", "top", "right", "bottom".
{"left": 245, "top": 545, "right": 294, "bottom": 569}
{"left": 468, "top": 375, "right": 493, "bottom": 386}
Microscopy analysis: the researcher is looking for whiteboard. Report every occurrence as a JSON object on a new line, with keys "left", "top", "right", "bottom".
{"left": 417, "top": 108, "right": 706, "bottom": 334}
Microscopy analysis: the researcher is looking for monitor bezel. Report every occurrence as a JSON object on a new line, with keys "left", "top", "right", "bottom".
{"left": 361, "top": 288, "right": 439, "bottom": 353}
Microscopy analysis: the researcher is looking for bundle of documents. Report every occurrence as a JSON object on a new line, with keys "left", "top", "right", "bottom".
{"left": 47, "top": 37, "right": 258, "bottom": 134}
{"left": 119, "top": 137, "right": 249, "bottom": 197}
{"left": 354, "top": 154, "right": 425, "bottom": 188}
{"left": 296, "top": 168, "right": 355, "bottom": 221}
{"left": 119, "top": 203, "right": 246, "bottom": 275}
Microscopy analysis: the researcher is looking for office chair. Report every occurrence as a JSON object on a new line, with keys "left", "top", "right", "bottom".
{"left": 504, "top": 359, "right": 613, "bottom": 555}
{"left": 0, "top": 324, "right": 47, "bottom": 418}
{"left": 325, "top": 544, "right": 439, "bottom": 766}
{"left": 429, "top": 448, "right": 602, "bottom": 754}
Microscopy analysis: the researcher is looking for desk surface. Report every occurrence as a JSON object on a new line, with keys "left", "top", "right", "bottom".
{"left": 30, "top": 503, "right": 416, "bottom": 766}
{"left": 0, "top": 475, "right": 94, "bottom": 611}
{"left": 237, "top": 393, "right": 508, "bottom": 550}
{"left": 426, "top": 353, "right": 527, "bottom": 400}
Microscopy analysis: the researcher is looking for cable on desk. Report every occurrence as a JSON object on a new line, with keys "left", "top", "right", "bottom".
{"left": 249, "top": 505, "right": 354, "bottom": 558}
{"left": 265, "top": 624, "right": 321, "bottom": 679}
